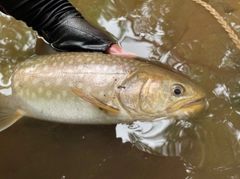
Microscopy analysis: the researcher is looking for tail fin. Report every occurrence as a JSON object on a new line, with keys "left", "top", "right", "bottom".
{"left": 0, "top": 94, "right": 23, "bottom": 132}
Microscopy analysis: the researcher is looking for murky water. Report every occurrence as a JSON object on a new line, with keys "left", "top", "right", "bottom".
{"left": 0, "top": 0, "right": 240, "bottom": 178}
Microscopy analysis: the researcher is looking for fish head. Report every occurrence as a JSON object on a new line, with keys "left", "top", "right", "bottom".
{"left": 118, "top": 65, "right": 206, "bottom": 120}
{"left": 146, "top": 75, "right": 206, "bottom": 120}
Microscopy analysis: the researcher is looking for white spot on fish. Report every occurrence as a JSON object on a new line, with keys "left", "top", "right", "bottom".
{"left": 33, "top": 78, "right": 38, "bottom": 84}
{"left": 38, "top": 87, "right": 43, "bottom": 94}
{"left": 62, "top": 90, "right": 67, "bottom": 97}
{"left": 56, "top": 94, "right": 61, "bottom": 100}
{"left": 78, "top": 74, "right": 84, "bottom": 78}
{"left": 19, "top": 89, "right": 23, "bottom": 96}
{"left": 69, "top": 60, "right": 73, "bottom": 64}
{"left": 44, "top": 81, "right": 50, "bottom": 87}
{"left": 68, "top": 81, "right": 74, "bottom": 87}
{"left": 53, "top": 62, "right": 57, "bottom": 67}
{"left": 107, "top": 91, "right": 113, "bottom": 96}
{"left": 95, "top": 66, "right": 100, "bottom": 71}
{"left": 42, "top": 60, "right": 47, "bottom": 64}
{"left": 104, "top": 77, "right": 114, "bottom": 84}
{"left": 99, "top": 91, "right": 104, "bottom": 97}
{"left": 103, "top": 66, "right": 108, "bottom": 72}
{"left": 77, "top": 83, "right": 83, "bottom": 88}
{"left": 24, "top": 65, "right": 39, "bottom": 73}
{"left": 77, "top": 65, "right": 82, "bottom": 71}
{"left": 60, "top": 62, "right": 64, "bottom": 67}
{"left": 86, "top": 86, "right": 92, "bottom": 93}
{"left": 26, "top": 89, "right": 30, "bottom": 97}
{"left": 130, "top": 67, "right": 136, "bottom": 71}
{"left": 46, "top": 90, "right": 52, "bottom": 98}
{"left": 31, "top": 92, "right": 36, "bottom": 99}
{"left": 56, "top": 78, "right": 62, "bottom": 85}
{"left": 43, "top": 65, "right": 49, "bottom": 71}
{"left": 111, "top": 65, "right": 116, "bottom": 71}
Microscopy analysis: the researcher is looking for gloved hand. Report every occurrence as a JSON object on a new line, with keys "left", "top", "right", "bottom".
{"left": 38, "top": 12, "right": 114, "bottom": 52}
{"left": 0, "top": 0, "right": 135, "bottom": 58}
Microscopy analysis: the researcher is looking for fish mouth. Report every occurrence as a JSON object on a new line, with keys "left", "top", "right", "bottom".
{"left": 180, "top": 98, "right": 206, "bottom": 109}
{"left": 179, "top": 98, "right": 208, "bottom": 116}
{"left": 167, "top": 97, "right": 207, "bottom": 115}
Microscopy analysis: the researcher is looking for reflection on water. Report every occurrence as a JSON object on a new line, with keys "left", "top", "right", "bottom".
{"left": 1, "top": 0, "right": 240, "bottom": 178}
{"left": 116, "top": 118, "right": 240, "bottom": 178}
{"left": 116, "top": 119, "right": 178, "bottom": 156}
{"left": 0, "top": 13, "right": 37, "bottom": 86}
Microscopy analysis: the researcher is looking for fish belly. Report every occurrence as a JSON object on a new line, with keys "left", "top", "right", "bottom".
{"left": 11, "top": 90, "right": 132, "bottom": 124}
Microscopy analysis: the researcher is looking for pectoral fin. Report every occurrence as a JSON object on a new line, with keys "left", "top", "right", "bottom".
{"left": 71, "top": 87, "right": 120, "bottom": 114}
{"left": 0, "top": 107, "right": 23, "bottom": 132}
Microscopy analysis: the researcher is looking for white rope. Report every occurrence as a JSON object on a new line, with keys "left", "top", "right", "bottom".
{"left": 192, "top": 0, "right": 240, "bottom": 50}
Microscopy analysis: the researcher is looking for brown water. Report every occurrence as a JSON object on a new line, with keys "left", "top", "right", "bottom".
{"left": 1, "top": 0, "right": 240, "bottom": 178}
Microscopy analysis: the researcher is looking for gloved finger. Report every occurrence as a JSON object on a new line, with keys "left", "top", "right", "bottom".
{"left": 105, "top": 44, "right": 136, "bottom": 58}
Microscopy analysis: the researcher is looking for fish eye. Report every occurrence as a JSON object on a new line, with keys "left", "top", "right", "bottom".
{"left": 171, "top": 84, "right": 185, "bottom": 96}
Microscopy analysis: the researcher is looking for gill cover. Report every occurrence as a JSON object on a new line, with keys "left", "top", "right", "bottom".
{"left": 118, "top": 70, "right": 159, "bottom": 119}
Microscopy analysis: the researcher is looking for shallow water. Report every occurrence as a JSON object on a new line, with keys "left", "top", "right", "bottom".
{"left": 1, "top": 0, "right": 240, "bottom": 178}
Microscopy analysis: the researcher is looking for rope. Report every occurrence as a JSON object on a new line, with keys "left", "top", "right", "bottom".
{"left": 192, "top": 0, "right": 240, "bottom": 50}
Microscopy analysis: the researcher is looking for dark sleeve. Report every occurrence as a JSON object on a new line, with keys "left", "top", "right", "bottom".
{"left": 0, "top": 0, "right": 114, "bottom": 52}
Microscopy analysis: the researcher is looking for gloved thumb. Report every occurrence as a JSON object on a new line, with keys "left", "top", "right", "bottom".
{"left": 105, "top": 44, "right": 136, "bottom": 58}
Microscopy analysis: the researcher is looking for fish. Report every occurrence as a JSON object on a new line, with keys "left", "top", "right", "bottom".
{"left": 0, "top": 52, "right": 206, "bottom": 131}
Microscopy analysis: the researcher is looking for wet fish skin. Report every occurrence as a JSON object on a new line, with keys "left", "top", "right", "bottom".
{"left": 0, "top": 52, "right": 206, "bottom": 131}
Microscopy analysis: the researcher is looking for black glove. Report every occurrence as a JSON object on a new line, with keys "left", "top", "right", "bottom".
{"left": 0, "top": 0, "right": 113, "bottom": 52}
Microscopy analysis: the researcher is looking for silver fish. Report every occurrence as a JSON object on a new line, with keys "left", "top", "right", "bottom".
{"left": 0, "top": 52, "right": 206, "bottom": 131}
